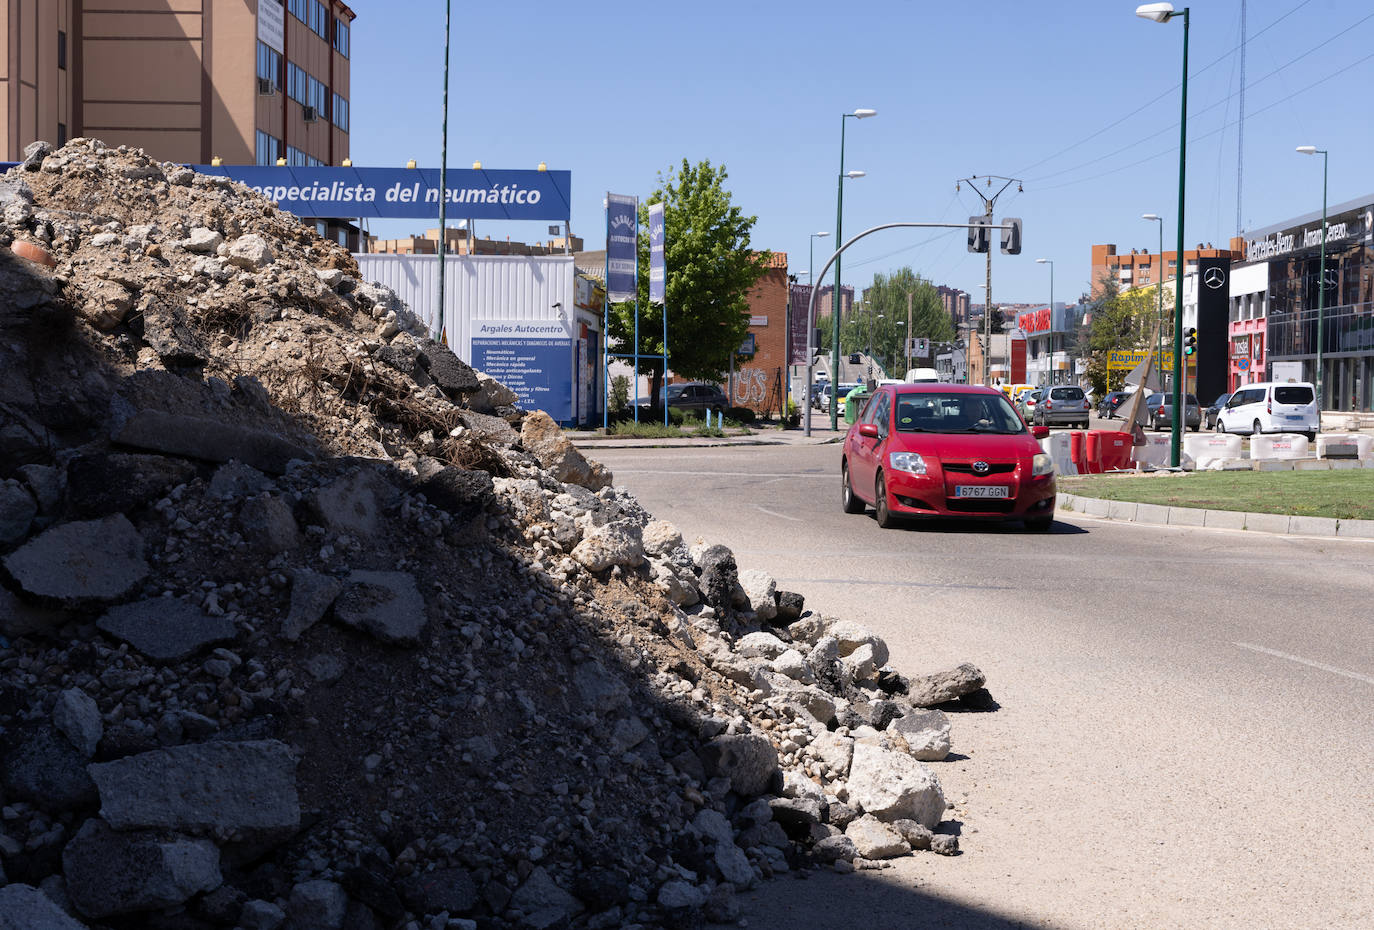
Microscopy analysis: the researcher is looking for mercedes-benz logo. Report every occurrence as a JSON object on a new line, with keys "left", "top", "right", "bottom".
{"left": 1204, "top": 267, "right": 1226, "bottom": 289}
{"left": 972, "top": 461, "right": 990, "bottom": 474}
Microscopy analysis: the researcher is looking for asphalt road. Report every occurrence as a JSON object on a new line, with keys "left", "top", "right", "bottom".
{"left": 588, "top": 442, "right": 1374, "bottom": 930}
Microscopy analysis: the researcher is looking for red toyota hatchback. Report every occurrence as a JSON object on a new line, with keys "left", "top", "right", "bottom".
{"left": 841, "top": 384, "right": 1057, "bottom": 531}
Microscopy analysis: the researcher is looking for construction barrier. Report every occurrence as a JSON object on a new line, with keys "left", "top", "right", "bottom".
{"left": 1249, "top": 433, "right": 1309, "bottom": 460}
{"left": 1068, "top": 430, "right": 1088, "bottom": 475}
{"left": 1084, "top": 431, "right": 1104, "bottom": 474}
{"left": 1040, "top": 431, "right": 1078, "bottom": 476}
{"left": 1096, "top": 431, "right": 1135, "bottom": 472}
{"left": 1183, "top": 433, "right": 1243, "bottom": 470}
{"left": 1316, "top": 433, "right": 1373, "bottom": 460}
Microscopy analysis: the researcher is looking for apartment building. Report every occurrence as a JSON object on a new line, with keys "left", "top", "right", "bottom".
{"left": 2, "top": 0, "right": 353, "bottom": 170}
{"left": 1090, "top": 241, "right": 1242, "bottom": 298}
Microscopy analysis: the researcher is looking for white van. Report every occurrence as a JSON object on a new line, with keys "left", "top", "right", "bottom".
{"left": 1215, "top": 381, "right": 1320, "bottom": 440}
{"left": 904, "top": 367, "right": 941, "bottom": 383}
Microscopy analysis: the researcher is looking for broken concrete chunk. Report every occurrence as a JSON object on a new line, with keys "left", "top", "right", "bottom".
{"left": 906, "top": 663, "right": 986, "bottom": 707}
{"left": 62, "top": 818, "right": 221, "bottom": 919}
{"left": 0, "top": 725, "right": 98, "bottom": 811}
{"left": 331, "top": 570, "right": 425, "bottom": 645}
{"left": 520, "top": 411, "right": 612, "bottom": 490}
{"left": 239, "top": 493, "right": 302, "bottom": 553}
{"left": 890, "top": 708, "right": 952, "bottom": 761}
{"left": 183, "top": 227, "right": 224, "bottom": 253}
{"left": 0, "top": 883, "right": 90, "bottom": 930}
{"left": 97, "top": 598, "right": 237, "bottom": 662}
{"left": 227, "top": 233, "right": 274, "bottom": 269}
{"left": 846, "top": 742, "right": 946, "bottom": 828}
{"left": 570, "top": 520, "right": 644, "bottom": 572}
{"left": 699, "top": 733, "right": 779, "bottom": 797}
{"left": 282, "top": 569, "right": 343, "bottom": 641}
{"left": 87, "top": 739, "right": 300, "bottom": 842}
{"left": 66, "top": 452, "right": 197, "bottom": 518}
{"left": 53, "top": 688, "right": 103, "bottom": 758}
{"left": 417, "top": 339, "right": 479, "bottom": 395}
{"left": 3, "top": 514, "right": 147, "bottom": 603}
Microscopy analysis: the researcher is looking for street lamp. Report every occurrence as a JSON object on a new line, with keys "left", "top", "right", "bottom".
{"left": 1036, "top": 259, "right": 1054, "bottom": 383}
{"left": 1297, "top": 145, "right": 1328, "bottom": 411}
{"left": 1142, "top": 213, "right": 1166, "bottom": 389}
{"left": 831, "top": 108, "right": 877, "bottom": 430}
{"left": 1136, "top": 1, "right": 1189, "bottom": 467}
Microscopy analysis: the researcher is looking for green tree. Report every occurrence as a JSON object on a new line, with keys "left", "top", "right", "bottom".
{"left": 1084, "top": 273, "right": 1172, "bottom": 396}
{"left": 606, "top": 159, "right": 770, "bottom": 404}
{"left": 857, "top": 268, "right": 955, "bottom": 377}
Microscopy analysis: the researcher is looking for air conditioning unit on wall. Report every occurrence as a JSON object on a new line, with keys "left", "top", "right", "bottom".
{"left": 302, "top": 105, "right": 318, "bottom": 122}
{"left": 257, "top": 77, "right": 275, "bottom": 96}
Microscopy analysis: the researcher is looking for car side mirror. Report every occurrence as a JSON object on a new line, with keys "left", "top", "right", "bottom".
{"left": 1031, "top": 425, "right": 1050, "bottom": 439}
{"left": 858, "top": 423, "right": 879, "bottom": 438}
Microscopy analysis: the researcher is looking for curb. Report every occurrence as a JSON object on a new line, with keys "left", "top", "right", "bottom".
{"left": 1057, "top": 492, "right": 1374, "bottom": 539}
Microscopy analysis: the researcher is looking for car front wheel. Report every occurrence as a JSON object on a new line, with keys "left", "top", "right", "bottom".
{"left": 842, "top": 461, "right": 865, "bottom": 514}
{"left": 874, "top": 472, "right": 898, "bottom": 528}
{"left": 1253, "top": 420, "right": 1263, "bottom": 436}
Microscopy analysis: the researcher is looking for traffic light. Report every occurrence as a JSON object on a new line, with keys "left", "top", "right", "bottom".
{"left": 1000, "top": 217, "right": 1022, "bottom": 255}
{"left": 1183, "top": 327, "right": 1197, "bottom": 357}
{"left": 967, "top": 216, "right": 990, "bottom": 253}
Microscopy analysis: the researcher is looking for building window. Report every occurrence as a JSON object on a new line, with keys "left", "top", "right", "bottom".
{"left": 286, "top": 145, "right": 323, "bottom": 167}
{"left": 256, "top": 130, "right": 282, "bottom": 166}
{"left": 287, "top": 62, "right": 307, "bottom": 104}
{"left": 334, "top": 17, "right": 350, "bottom": 57}
{"left": 308, "top": 76, "right": 330, "bottom": 120}
{"left": 333, "top": 92, "right": 349, "bottom": 132}
{"left": 257, "top": 42, "right": 283, "bottom": 89}
{"left": 58, "top": 31, "right": 67, "bottom": 70}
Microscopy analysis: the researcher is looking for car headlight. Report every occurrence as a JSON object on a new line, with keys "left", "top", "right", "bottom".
{"left": 888, "top": 451, "right": 928, "bottom": 475}
{"left": 1031, "top": 452, "right": 1055, "bottom": 477}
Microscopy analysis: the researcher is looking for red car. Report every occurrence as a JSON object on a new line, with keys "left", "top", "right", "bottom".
{"left": 841, "top": 384, "right": 1057, "bottom": 531}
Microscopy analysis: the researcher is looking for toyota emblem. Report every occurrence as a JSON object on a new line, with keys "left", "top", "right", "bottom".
{"left": 972, "top": 461, "right": 990, "bottom": 474}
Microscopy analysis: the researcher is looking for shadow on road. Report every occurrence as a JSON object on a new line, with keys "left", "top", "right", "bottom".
{"left": 709, "top": 866, "right": 1044, "bottom": 930}
{"left": 879, "top": 517, "right": 1089, "bottom": 536}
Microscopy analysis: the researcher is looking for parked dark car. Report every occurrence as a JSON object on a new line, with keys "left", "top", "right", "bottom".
{"left": 1143, "top": 392, "right": 1202, "bottom": 431}
{"left": 1097, "top": 391, "right": 1131, "bottom": 419}
{"left": 1204, "top": 392, "right": 1232, "bottom": 430}
{"left": 661, "top": 381, "right": 728, "bottom": 414}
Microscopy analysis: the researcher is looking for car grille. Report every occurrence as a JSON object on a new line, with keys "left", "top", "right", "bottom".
{"left": 944, "top": 462, "right": 1016, "bottom": 475}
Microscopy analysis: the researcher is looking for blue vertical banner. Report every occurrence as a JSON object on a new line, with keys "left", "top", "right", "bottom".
{"left": 648, "top": 202, "right": 666, "bottom": 303}
{"left": 606, "top": 193, "right": 638, "bottom": 303}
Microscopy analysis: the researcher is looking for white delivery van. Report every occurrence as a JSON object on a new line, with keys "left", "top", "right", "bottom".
{"left": 904, "top": 367, "right": 941, "bottom": 383}
{"left": 1215, "top": 381, "right": 1320, "bottom": 440}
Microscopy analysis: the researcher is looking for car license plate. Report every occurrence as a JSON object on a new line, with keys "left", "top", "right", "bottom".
{"left": 1284, "top": 414, "right": 1304, "bottom": 421}
{"left": 954, "top": 486, "right": 1010, "bottom": 499}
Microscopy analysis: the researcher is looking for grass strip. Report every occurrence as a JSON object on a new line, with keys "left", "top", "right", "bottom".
{"left": 1059, "top": 469, "right": 1374, "bottom": 521}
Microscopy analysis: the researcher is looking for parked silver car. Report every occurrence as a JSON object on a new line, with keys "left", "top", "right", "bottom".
{"left": 1033, "top": 385, "right": 1092, "bottom": 428}
{"left": 1143, "top": 392, "right": 1202, "bottom": 431}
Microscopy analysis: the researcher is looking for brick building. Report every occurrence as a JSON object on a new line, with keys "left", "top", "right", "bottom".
{"left": 937, "top": 285, "right": 971, "bottom": 325}
{"left": 369, "top": 227, "right": 582, "bottom": 256}
{"left": 727, "top": 253, "right": 790, "bottom": 415}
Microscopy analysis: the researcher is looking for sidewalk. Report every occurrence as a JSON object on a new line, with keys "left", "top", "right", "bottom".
{"left": 569, "top": 423, "right": 846, "bottom": 450}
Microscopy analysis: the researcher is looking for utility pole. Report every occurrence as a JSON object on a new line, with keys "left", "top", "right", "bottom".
{"left": 957, "top": 175, "right": 1021, "bottom": 385}
{"left": 906, "top": 289, "right": 913, "bottom": 375}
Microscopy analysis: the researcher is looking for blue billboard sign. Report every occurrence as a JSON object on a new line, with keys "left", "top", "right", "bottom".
{"left": 648, "top": 202, "right": 665, "bottom": 303}
{"left": 470, "top": 320, "right": 573, "bottom": 423}
{"left": 606, "top": 192, "right": 637, "bottom": 303}
{"left": 193, "top": 166, "right": 571, "bottom": 221}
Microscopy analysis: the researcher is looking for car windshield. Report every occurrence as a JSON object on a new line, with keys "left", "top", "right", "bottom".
{"left": 895, "top": 392, "right": 1026, "bottom": 434}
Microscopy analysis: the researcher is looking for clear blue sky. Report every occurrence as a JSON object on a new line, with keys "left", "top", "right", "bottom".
{"left": 346, "top": 0, "right": 1374, "bottom": 307}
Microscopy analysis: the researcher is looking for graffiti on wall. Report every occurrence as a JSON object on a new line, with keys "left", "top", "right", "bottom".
{"left": 733, "top": 368, "right": 768, "bottom": 406}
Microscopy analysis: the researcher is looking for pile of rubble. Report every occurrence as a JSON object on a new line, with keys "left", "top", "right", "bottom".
{"left": 0, "top": 140, "right": 990, "bottom": 930}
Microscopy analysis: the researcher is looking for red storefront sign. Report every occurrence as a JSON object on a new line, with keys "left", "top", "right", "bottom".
{"left": 1017, "top": 307, "right": 1052, "bottom": 334}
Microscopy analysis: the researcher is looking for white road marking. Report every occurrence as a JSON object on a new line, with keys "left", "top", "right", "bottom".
{"left": 754, "top": 506, "right": 802, "bottom": 523}
{"left": 1233, "top": 641, "right": 1374, "bottom": 685}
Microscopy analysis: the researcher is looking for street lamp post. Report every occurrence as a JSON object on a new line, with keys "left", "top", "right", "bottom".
{"left": 1142, "top": 213, "right": 1165, "bottom": 389}
{"left": 831, "top": 108, "right": 877, "bottom": 430}
{"left": 1297, "top": 146, "right": 1329, "bottom": 411}
{"left": 1137, "top": 2, "right": 1189, "bottom": 468}
{"left": 1035, "top": 259, "right": 1054, "bottom": 383}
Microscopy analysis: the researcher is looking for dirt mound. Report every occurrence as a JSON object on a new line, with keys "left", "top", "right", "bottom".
{"left": 0, "top": 140, "right": 976, "bottom": 930}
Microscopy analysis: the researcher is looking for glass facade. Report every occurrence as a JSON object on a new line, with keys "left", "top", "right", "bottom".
{"left": 1258, "top": 200, "right": 1374, "bottom": 410}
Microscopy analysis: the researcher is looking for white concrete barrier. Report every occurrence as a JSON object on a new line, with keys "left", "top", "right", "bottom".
{"left": 1183, "top": 433, "right": 1242, "bottom": 470}
{"left": 1316, "top": 433, "right": 1373, "bottom": 460}
{"left": 1040, "top": 431, "right": 1077, "bottom": 476}
{"left": 1250, "top": 433, "right": 1309, "bottom": 460}
{"left": 1130, "top": 433, "right": 1193, "bottom": 469}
